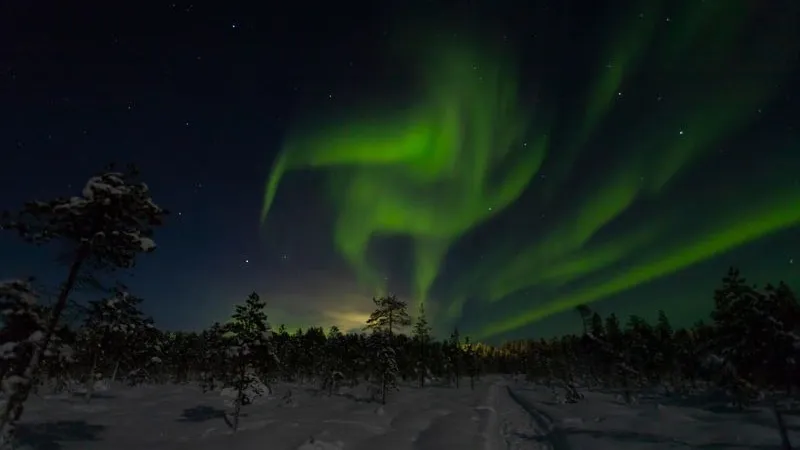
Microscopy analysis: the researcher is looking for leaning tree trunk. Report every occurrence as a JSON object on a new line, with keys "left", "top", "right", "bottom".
{"left": 774, "top": 404, "right": 793, "bottom": 450}
{"left": 110, "top": 360, "right": 122, "bottom": 383}
{"left": 0, "top": 248, "right": 87, "bottom": 439}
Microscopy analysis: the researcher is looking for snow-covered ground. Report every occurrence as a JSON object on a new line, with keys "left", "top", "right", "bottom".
{"left": 507, "top": 381, "right": 800, "bottom": 449}
{"left": 14, "top": 378, "right": 799, "bottom": 449}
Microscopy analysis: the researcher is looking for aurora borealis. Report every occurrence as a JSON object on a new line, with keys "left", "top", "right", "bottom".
{"left": 260, "top": 0, "right": 800, "bottom": 340}
{"left": 1, "top": 0, "right": 798, "bottom": 342}
{"left": 261, "top": 30, "right": 546, "bottom": 310}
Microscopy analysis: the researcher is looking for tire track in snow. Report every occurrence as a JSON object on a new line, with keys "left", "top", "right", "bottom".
{"left": 483, "top": 382, "right": 551, "bottom": 449}
{"left": 504, "top": 386, "right": 571, "bottom": 450}
{"left": 479, "top": 383, "right": 502, "bottom": 450}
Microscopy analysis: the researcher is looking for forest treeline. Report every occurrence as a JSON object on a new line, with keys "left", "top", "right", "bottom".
{"left": 0, "top": 166, "right": 799, "bottom": 445}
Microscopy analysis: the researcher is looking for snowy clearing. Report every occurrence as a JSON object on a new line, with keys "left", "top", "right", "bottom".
{"left": 507, "top": 381, "right": 800, "bottom": 450}
{"left": 17, "top": 378, "right": 540, "bottom": 450}
{"left": 14, "top": 378, "right": 798, "bottom": 450}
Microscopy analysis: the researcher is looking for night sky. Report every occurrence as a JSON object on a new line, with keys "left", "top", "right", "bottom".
{"left": 1, "top": 0, "right": 799, "bottom": 343}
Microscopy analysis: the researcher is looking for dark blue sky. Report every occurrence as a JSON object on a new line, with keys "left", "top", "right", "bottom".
{"left": 1, "top": 0, "right": 798, "bottom": 342}
{"left": 0, "top": 1, "right": 393, "bottom": 330}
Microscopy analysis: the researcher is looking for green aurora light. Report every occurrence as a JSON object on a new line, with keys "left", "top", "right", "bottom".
{"left": 262, "top": 0, "right": 799, "bottom": 340}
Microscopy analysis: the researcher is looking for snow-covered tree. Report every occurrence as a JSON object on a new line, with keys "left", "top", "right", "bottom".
{"left": 363, "top": 295, "right": 409, "bottom": 404}
{"left": 320, "top": 326, "right": 345, "bottom": 396}
{"left": 220, "top": 292, "right": 273, "bottom": 431}
{"left": 198, "top": 322, "right": 229, "bottom": 392}
{"left": 463, "top": 336, "right": 480, "bottom": 391}
{"left": 445, "top": 327, "right": 462, "bottom": 388}
{"left": 411, "top": 302, "right": 431, "bottom": 388}
{"left": 82, "top": 288, "right": 149, "bottom": 400}
{"left": 711, "top": 268, "right": 766, "bottom": 407}
{"left": 0, "top": 166, "right": 166, "bottom": 436}
{"left": 366, "top": 331, "right": 399, "bottom": 405}
{"left": 0, "top": 280, "right": 44, "bottom": 448}
{"left": 759, "top": 282, "right": 800, "bottom": 395}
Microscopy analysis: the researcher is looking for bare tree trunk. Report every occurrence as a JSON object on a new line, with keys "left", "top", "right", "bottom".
{"left": 774, "top": 405, "right": 793, "bottom": 450}
{"left": 111, "top": 360, "right": 121, "bottom": 383}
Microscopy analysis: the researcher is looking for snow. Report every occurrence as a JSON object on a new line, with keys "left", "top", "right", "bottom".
{"left": 124, "top": 232, "right": 156, "bottom": 252}
{"left": 81, "top": 173, "right": 127, "bottom": 200}
{"left": 0, "top": 280, "right": 37, "bottom": 307}
{"left": 507, "top": 382, "right": 800, "bottom": 449}
{"left": 14, "top": 378, "right": 799, "bottom": 449}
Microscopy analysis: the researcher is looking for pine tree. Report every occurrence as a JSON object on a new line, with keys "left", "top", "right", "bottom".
{"left": 364, "top": 294, "right": 412, "bottom": 336}
{"left": 761, "top": 282, "right": 800, "bottom": 395}
{"left": 463, "top": 336, "right": 479, "bottom": 390}
{"left": 363, "top": 295, "right": 409, "bottom": 404}
{"left": 221, "top": 292, "right": 273, "bottom": 431}
{"left": 654, "top": 310, "right": 676, "bottom": 392}
{"left": 370, "top": 332, "right": 399, "bottom": 404}
{"left": 198, "top": 322, "right": 227, "bottom": 392}
{"left": 411, "top": 302, "right": 431, "bottom": 388}
{"left": 574, "top": 304, "right": 600, "bottom": 386}
{"left": 82, "top": 288, "right": 148, "bottom": 401}
{"left": 320, "top": 326, "right": 345, "bottom": 396}
{"left": 0, "top": 166, "right": 166, "bottom": 438}
{"left": 575, "top": 304, "right": 592, "bottom": 335}
{"left": 711, "top": 268, "right": 762, "bottom": 408}
{"left": 446, "top": 328, "right": 462, "bottom": 388}
{"left": 0, "top": 280, "right": 45, "bottom": 448}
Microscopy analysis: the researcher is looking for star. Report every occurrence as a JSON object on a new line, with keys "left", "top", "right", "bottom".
{"left": 790, "top": 258, "right": 794, "bottom": 265}
{"left": 244, "top": 259, "right": 249, "bottom": 264}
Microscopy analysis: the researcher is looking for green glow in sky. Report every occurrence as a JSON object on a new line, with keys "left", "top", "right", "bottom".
{"left": 261, "top": 30, "right": 547, "bottom": 311}
{"left": 262, "top": 0, "right": 799, "bottom": 339}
